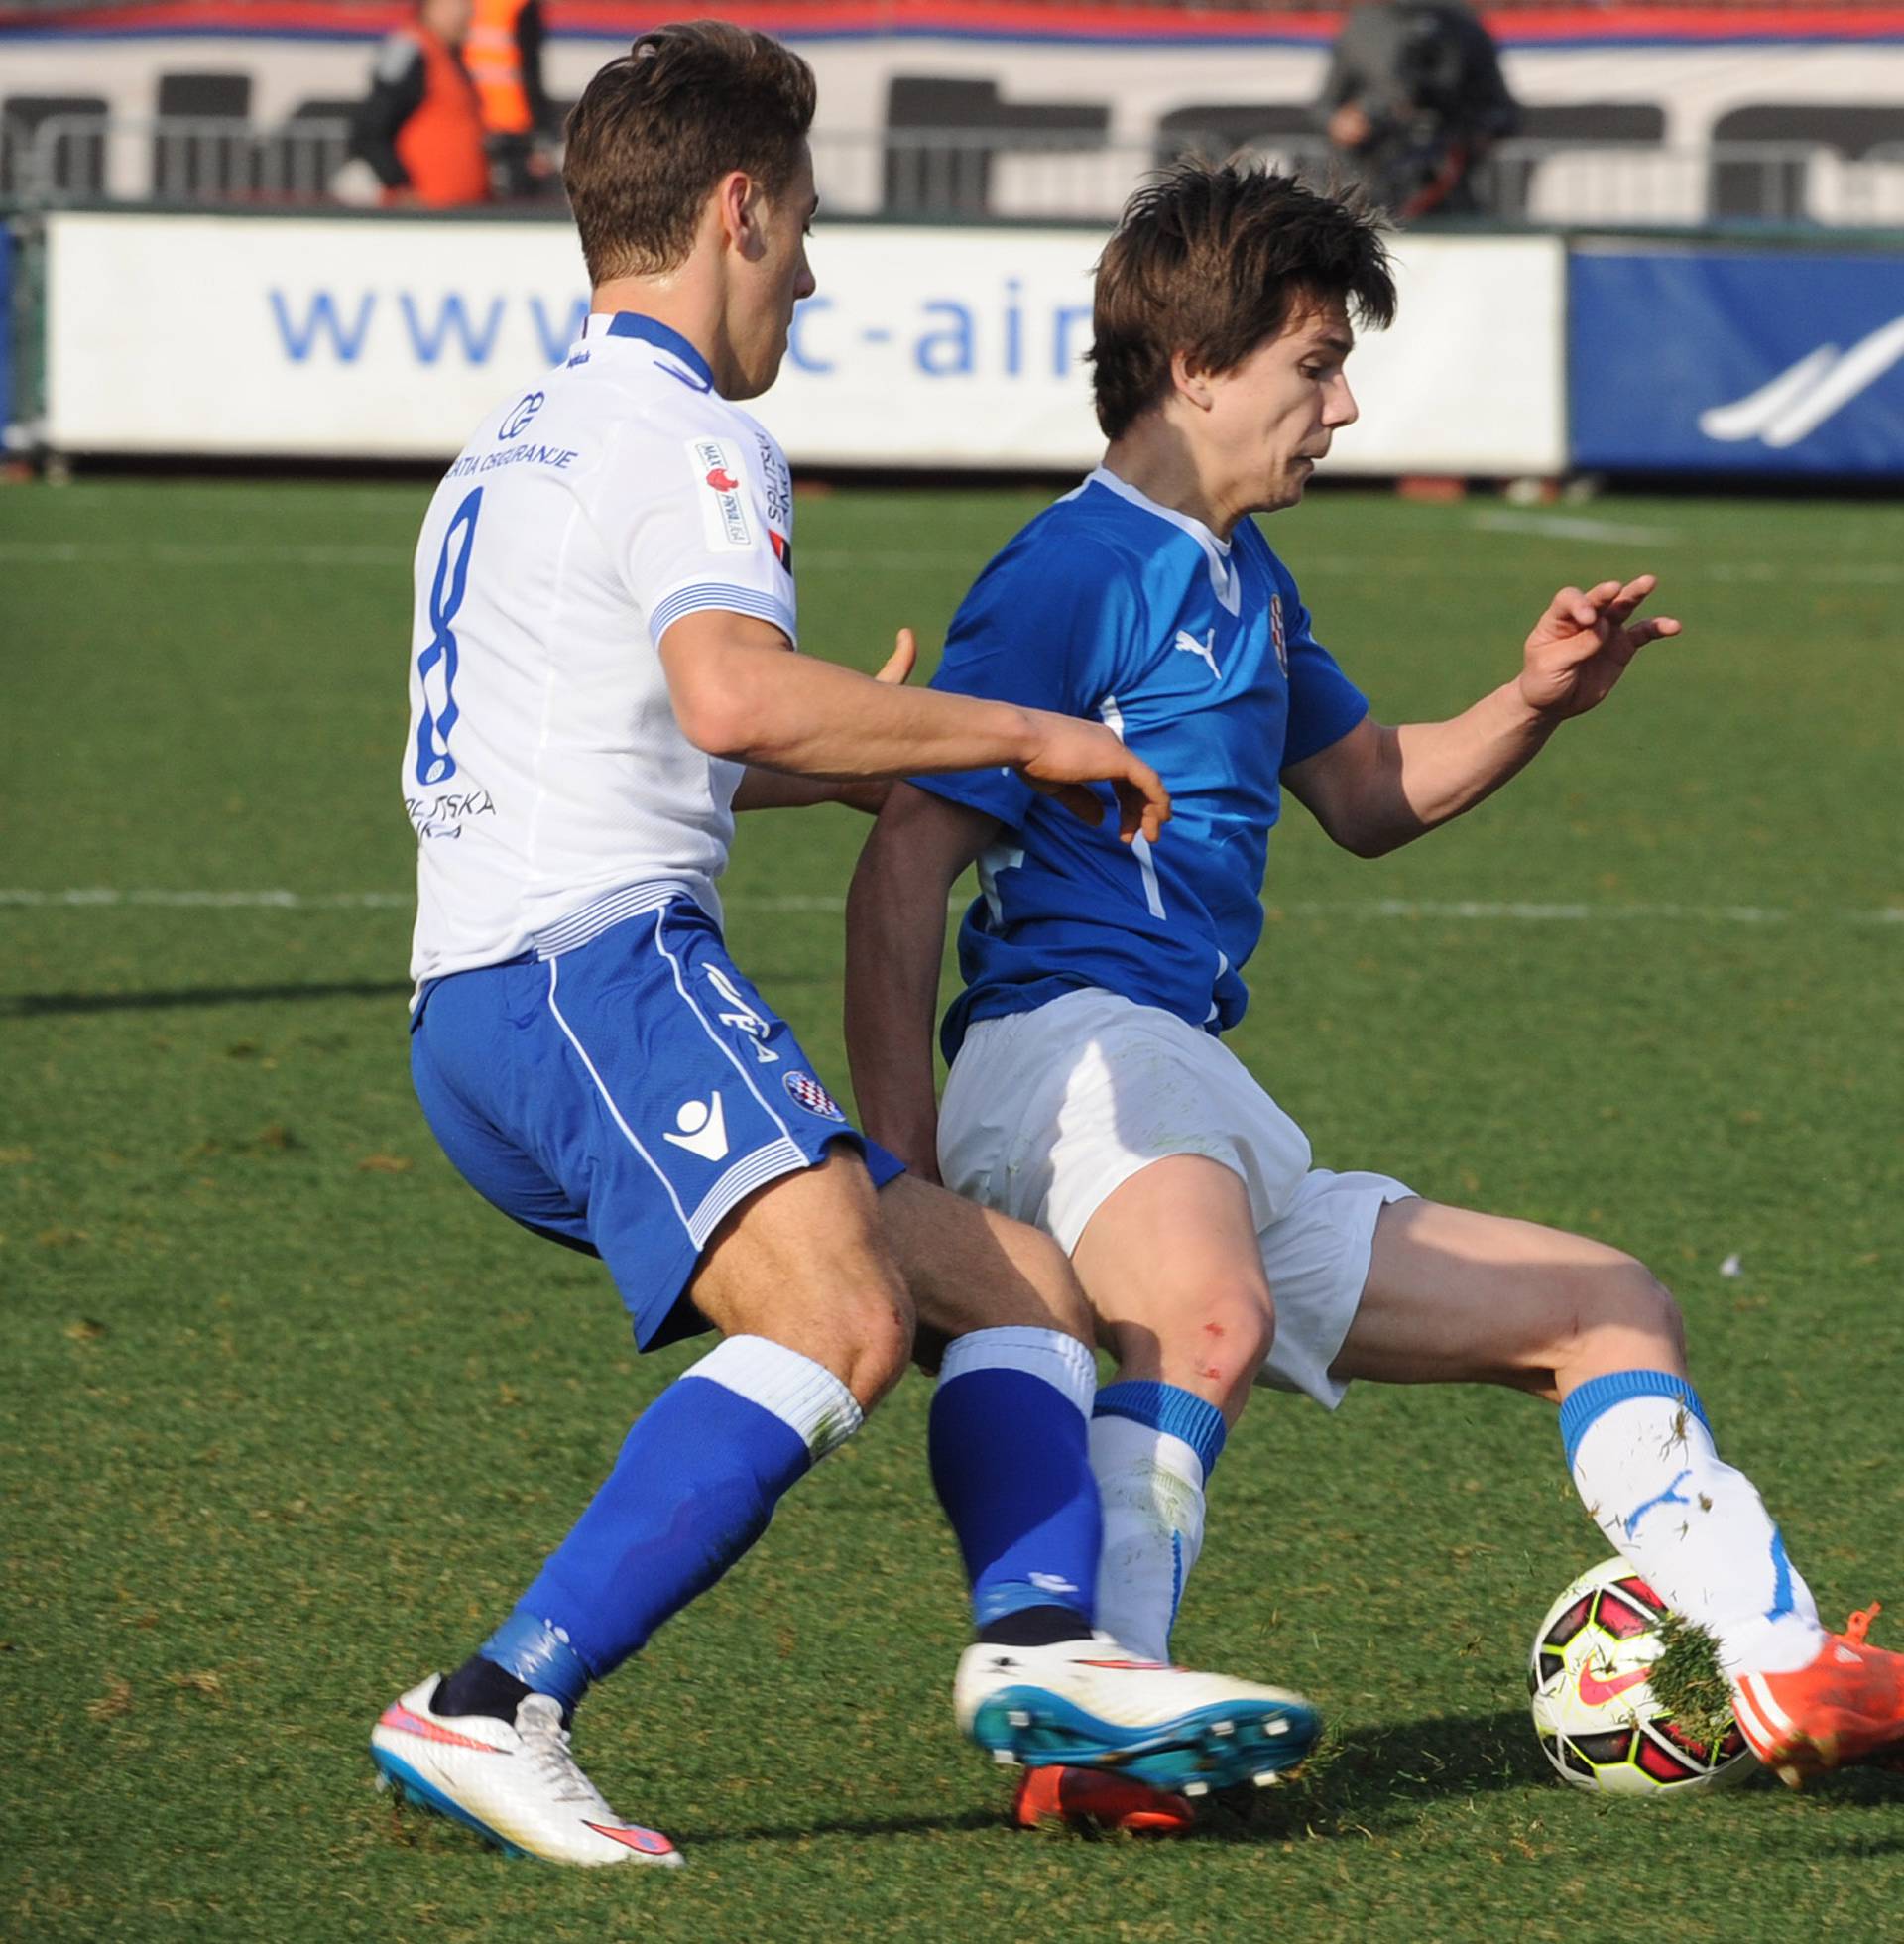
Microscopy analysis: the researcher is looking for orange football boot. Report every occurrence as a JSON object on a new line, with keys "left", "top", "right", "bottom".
{"left": 1730, "top": 1604, "right": 1904, "bottom": 1787}
{"left": 1012, "top": 1764, "right": 1198, "bottom": 1835}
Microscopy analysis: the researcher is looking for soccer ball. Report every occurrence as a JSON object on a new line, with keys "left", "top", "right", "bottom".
{"left": 1528, "top": 1558, "right": 1755, "bottom": 1796}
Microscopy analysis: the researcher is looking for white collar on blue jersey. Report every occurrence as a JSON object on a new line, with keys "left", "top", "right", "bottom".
{"left": 1078, "top": 464, "right": 1242, "bottom": 616}
{"left": 581, "top": 311, "right": 718, "bottom": 394}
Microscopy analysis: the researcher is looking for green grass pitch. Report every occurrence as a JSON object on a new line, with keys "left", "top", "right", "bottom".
{"left": 4, "top": 477, "right": 1901, "bottom": 1940}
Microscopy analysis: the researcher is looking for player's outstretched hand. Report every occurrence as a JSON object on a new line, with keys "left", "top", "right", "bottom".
{"left": 1017, "top": 711, "right": 1171, "bottom": 844}
{"left": 1518, "top": 575, "right": 1682, "bottom": 721}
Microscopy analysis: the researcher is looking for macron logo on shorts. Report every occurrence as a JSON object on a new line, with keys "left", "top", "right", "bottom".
{"left": 663, "top": 1092, "right": 730, "bottom": 1161}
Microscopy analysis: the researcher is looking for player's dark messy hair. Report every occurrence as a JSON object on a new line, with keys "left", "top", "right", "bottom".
{"left": 564, "top": 22, "right": 816, "bottom": 283}
{"left": 1090, "top": 162, "right": 1396, "bottom": 439}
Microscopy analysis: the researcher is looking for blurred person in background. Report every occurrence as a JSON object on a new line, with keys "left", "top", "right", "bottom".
{"left": 467, "top": 0, "right": 563, "bottom": 199}
{"left": 1318, "top": 0, "right": 1518, "bottom": 219}
{"left": 334, "top": 0, "right": 490, "bottom": 208}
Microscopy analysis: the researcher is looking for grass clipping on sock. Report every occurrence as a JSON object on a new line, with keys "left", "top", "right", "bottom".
{"left": 1650, "top": 1613, "right": 1735, "bottom": 1755}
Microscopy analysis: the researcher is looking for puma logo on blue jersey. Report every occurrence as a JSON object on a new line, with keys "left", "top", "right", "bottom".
{"left": 1172, "top": 627, "right": 1220, "bottom": 680}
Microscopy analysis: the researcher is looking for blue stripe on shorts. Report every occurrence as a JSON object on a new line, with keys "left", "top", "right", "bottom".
{"left": 411, "top": 892, "right": 903, "bottom": 1348}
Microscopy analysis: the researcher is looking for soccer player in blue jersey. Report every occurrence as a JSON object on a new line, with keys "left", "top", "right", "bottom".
{"left": 846, "top": 162, "right": 1904, "bottom": 1828}
{"left": 369, "top": 32, "right": 1320, "bottom": 1867}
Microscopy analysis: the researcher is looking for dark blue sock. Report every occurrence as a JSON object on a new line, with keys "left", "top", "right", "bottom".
{"left": 927, "top": 1327, "right": 1100, "bottom": 1629}
{"left": 480, "top": 1336, "right": 861, "bottom": 1708}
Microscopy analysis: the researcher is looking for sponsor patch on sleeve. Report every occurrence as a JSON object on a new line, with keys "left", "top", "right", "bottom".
{"left": 689, "top": 438, "right": 753, "bottom": 550}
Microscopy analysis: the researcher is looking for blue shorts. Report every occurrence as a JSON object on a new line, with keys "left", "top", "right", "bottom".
{"left": 410, "top": 888, "right": 904, "bottom": 1349}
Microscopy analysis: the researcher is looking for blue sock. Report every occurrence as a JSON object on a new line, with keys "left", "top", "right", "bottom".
{"left": 480, "top": 1336, "right": 861, "bottom": 1709}
{"left": 927, "top": 1327, "right": 1100, "bottom": 1629}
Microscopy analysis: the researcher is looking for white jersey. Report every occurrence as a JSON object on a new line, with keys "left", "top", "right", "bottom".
{"left": 402, "top": 311, "right": 798, "bottom": 986}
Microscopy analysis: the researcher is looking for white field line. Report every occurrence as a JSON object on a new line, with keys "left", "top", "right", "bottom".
{"left": 1469, "top": 511, "right": 1679, "bottom": 545}
{"left": 9, "top": 536, "right": 1904, "bottom": 586}
{"left": 3, "top": 888, "right": 1899, "bottom": 925}
{"left": 8, "top": 534, "right": 1904, "bottom": 590}
{"left": 0, "top": 540, "right": 415, "bottom": 567}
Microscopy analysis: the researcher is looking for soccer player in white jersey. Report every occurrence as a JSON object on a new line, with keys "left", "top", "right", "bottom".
{"left": 845, "top": 162, "right": 1904, "bottom": 1830}
{"left": 371, "top": 30, "right": 1324, "bottom": 1868}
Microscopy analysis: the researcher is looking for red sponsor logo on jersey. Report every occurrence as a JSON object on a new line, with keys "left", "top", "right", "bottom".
{"left": 705, "top": 466, "right": 740, "bottom": 492}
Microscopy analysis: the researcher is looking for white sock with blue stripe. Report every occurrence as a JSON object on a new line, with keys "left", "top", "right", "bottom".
{"left": 1562, "top": 1370, "right": 1826, "bottom": 1675}
{"left": 1088, "top": 1381, "right": 1227, "bottom": 1664}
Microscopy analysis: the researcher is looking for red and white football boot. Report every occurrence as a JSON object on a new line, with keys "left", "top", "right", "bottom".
{"left": 371, "top": 1677, "right": 681, "bottom": 1867}
{"left": 1012, "top": 1764, "right": 1198, "bottom": 1835}
{"left": 1730, "top": 1605, "right": 1904, "bottom": 1788}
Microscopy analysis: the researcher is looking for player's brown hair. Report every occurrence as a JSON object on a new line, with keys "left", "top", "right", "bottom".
{"left": 563, "top": 22, "right": 817, "bottom": 284}
{"left": 1090, "top": 162, "right": 1396, "bottom": 439}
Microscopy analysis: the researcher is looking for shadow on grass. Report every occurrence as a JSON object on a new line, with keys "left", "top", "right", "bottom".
{"left": 662, "top": 1807, "right": 1009, "bottom": 1848}
{"left": 662, "top": 1710, "right": 1550, "bottom": 1851}
{"left": 3, "top": 979, "right": 413, "bottom": 1017}
{"left": 1188, "top": 1707, "right": 1549, "bottom": 1845}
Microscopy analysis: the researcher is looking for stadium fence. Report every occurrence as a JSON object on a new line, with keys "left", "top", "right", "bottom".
{"left": 10, "top": 114, "right": 1904, "bottom": 228}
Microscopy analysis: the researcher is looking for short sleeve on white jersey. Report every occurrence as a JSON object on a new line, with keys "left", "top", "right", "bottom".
{"left": 581, "top": 327, "right": 798, "bottom": 650}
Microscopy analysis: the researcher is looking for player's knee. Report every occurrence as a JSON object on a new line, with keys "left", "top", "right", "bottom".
{"left": 994, "top": 1220, "right": 1096, "bottom": 1345}
{"left": 832, "top": 1282, "right": 916, "bottom": 1409}
{"left": 1606, "top": 1258, "right": 1687, "bottom": 1364}
{"left": 1157, "top": 1282, "right": 1275, "bottom": 1406}
{"left": 1559, "top": 1251, "right": 1686, "bottom": 1377}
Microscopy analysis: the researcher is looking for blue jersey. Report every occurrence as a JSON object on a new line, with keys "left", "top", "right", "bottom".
{"left": 916, "top": 468, "right": 1368, "bottom": 1060}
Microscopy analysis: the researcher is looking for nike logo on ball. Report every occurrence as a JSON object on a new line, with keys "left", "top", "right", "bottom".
{"left": 1578, "top": 1665, "right": 1649, "bottom": 1706}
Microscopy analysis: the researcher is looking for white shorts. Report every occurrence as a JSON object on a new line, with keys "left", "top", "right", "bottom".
{"left": 937, "top": 987, "right": 1414, "bottom": 1409}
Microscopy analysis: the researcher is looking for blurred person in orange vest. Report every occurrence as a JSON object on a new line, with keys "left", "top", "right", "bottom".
{"left": 335, "top": 0, "right": 490, "bottom": 208}
{"left": 466, "top": 0, "right": 561, "bottom": 199}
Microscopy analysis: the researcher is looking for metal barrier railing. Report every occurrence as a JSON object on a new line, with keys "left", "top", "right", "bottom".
{"left": 4, "top": 114, "right": 353, "bottom": 206}
{"left": 10, "top": 114, "right": 1904, "bottom": 228}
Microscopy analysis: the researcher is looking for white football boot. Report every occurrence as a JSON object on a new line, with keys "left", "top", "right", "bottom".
{"left": 955, "top": 1634, "right": 1321, "bottom": 1797}
{"left": 370, "top": 1678, "right": 682, "bottom": 1867}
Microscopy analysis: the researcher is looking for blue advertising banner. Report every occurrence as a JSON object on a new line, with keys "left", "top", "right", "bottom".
{"left": 1570, "top": 247, "right": 1904, "bottom": 476}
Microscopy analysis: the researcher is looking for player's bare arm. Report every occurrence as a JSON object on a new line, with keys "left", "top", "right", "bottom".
{"left": 659, "top": 609, "right": 1171, "bottom": 842}
{"left": 733, "top": 628, "right": 919, "bottom": 814}
{"left": 844, "top": 784, "right": 1001, "bottom": 1180}
{"left": 1285, "top": 573, "right": 1681, "bottom": 859}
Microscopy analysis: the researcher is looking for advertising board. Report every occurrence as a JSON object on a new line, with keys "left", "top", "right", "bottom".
{"left": 43, "top": 211, "right": 1567, "bottom": 475}
{"left": 1570, "top": 246, "right": 1904, "bottom": 475}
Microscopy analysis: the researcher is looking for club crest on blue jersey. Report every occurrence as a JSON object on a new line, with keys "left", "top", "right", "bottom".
{"left": 783, "top": 1071, "right": 846, "bottom": 1122}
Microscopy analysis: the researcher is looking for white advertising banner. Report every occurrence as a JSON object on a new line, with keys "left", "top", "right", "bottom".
{"left": 44, "top": 210, "right": 1565, "bottom": 474}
